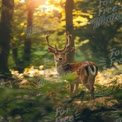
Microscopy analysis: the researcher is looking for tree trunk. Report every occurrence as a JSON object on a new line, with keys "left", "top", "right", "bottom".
{"left": 12, "top": 47, "right": 18, "bottom": 68}
{"left": 12, "top": 1, "right": 34, "bottom": 72}
{"left": 0, "top": 0, "right": 14, "bottom": 76}
{"left": 23, "top": 1, "right": 33, "bottom": 66}
{"left": 65, "top": 0, "right": 74, "bottom": 63}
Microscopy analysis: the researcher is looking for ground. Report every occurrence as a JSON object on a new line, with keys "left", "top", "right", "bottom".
{"left": 0, "top": 63, "right": 122, "bottom": 122}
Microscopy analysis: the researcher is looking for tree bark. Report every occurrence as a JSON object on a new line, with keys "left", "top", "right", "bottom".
{"left": 65, "top": 0, "right": 74, "bottom": 63}
{"left": 12, "top": 47, "right": 18, "bottom": 68}
{"left": 0, "top": 0, "right": 14, "bottom": 76}
{"left": 23, "top": 1, "right": 33, "bottom": 66}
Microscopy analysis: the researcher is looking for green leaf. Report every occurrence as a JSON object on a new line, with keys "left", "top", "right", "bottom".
{"left": 62, "top": 72, "right": 78, "bottom": 82}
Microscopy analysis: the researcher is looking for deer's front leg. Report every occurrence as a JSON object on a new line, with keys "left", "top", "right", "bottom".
{"left": 70, "top": 84, "right": 74, "bottom": 93}
{"left": 70, "top": 82, "right": 79, "bottom": 96}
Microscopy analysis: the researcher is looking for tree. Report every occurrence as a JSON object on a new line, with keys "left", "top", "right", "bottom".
{"left": 12, "top": 0, "right": 44, "bottom": 72}
{"left": 12, "top": 0, "right": 34, "bottom": 72}
{"left": 0, "top": 0, "right": 14, "bottom": 76}
{"left": 65, "top": 0, "right": 74, "bottom": 63}
{"left": 72, "top": 0, "right": 122, "bottom": 69}
{"left": 23, "top": 0, "right": 34, "bottom": 66}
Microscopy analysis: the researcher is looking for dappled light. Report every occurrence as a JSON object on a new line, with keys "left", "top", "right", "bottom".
{"left": 0, "top": 63, "right": 122, "bottom": 121}
{"left": 0, "top": 0, "right": 122, "bottom": 121}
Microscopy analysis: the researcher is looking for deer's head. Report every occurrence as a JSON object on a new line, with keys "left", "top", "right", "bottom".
{"left": 46, "top": 34, "right": 75, "bottom": 64}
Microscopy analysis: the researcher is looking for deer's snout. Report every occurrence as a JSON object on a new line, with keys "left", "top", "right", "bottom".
{"left": 59, "top": 57, "right": 63, "bottom": 61}
{"left": 56, "top": 57, "right": 63, "bottom": 62}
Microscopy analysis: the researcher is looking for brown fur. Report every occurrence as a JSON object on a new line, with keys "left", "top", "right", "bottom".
{"left": 46, "top": 34, "right": 98, "bottom": 99}
{"left": 63, "top": 61, "right": 98, "bottom": 99}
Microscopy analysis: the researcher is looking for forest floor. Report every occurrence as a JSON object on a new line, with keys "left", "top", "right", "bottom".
{"left": 0, "top": 63, "right": 122, "bottom": 122}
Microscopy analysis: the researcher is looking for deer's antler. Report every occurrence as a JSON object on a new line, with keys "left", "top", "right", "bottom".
{"left": 46, "top": 33, "right": 59, "bottom": 52}
{"left": 62, "top": 32, "right": 72, "bottom": 51}
{"left": 45, "top": 34, "right": 55, "bottom": 49}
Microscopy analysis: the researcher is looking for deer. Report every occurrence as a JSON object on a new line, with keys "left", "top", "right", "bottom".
{"left": 45, "top": 33, "right": 98, "bottom": 99}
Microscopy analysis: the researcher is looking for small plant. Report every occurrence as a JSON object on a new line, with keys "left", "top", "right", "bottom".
{"left": 62, "top": 72, "right": 78, "bottom": 84}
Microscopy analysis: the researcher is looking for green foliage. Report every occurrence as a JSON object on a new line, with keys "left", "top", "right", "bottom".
{"left": 0, "top": 0, "right": 122, "bottom": 72}
{"left": 62, "top": 72, "right": 78, "bottom": 84}
{"left": 0, "top": 0, "right": 122, "bottom": 121}
{"left": 0, "top": 64, "right": 122, "bottom": 121}
{"left": 3, "top": 0, "right": 121, "bottom": 71}
{"left": 0, "top": 88, "right": 54, "bottom": 122}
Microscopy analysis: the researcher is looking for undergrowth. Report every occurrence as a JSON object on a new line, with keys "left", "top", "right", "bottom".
{"left": 0, "top": 63, "right": 121, "bottom": 122}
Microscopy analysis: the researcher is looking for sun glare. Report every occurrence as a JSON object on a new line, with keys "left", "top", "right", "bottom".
{"left": 20, "top": 0, "right": 25, "bottom": 3}
{"left": 36, "top": 0, "right": 62, "bottom": 14}
{"left": 19, "top": 0, "right": 63, "bottom": 14}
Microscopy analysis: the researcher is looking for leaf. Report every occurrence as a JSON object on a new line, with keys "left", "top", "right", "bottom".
{"left": 62, "top": 72, "right": 78, "bottom": 82}
{"left": 33, "top": 51, "right": 47, "bottom": 56}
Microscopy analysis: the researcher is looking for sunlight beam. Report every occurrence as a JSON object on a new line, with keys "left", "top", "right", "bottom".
{"left": 20, "top": 0, "right": 25, "bottom": 3}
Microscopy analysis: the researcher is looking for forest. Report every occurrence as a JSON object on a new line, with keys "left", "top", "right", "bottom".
{"left": 0, "top": 0, "right": 122, "bottom": 121}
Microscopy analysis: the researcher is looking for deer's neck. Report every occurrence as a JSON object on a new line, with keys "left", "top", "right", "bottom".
{"left": 55, "top": 61, "right": 66, "bottom": 75}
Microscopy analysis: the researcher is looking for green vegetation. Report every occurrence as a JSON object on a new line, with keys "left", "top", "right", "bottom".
{"left": 0, "top": 0, "right": 122, "bottom": 121}
{"left": 0, "top": 64, "right": 121, "bottom": 121}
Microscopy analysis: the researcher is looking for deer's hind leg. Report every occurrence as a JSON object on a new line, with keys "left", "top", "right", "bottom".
{"left": 83, "top": 83, "right": 94, "bottom": 99}
{"left": 82, "top": 77, "right": 95, "bottom": 100}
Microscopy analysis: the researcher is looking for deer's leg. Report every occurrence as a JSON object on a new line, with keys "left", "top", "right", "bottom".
{"left": 83, "top": 83, "right": 95, "bottom": 100}
{"left": 90, "top": 78, "right": 95, "bottom": 100}
{"left": 90, "top": 87, "right": 94, "bottom": 100}
{"left": 75, "top": 82, "right": 79, "bottom": 93}
{"left": 70, "top": 84, "right": 74, "bottom": 93}
{"left": 73, "top": 82, "right": 79, "bottom": 93}
{"left": 70, "top": 82, "right": 79, "bottom": 96}
{"left": 70, "top": 84, "right": 74, "bottom": 96}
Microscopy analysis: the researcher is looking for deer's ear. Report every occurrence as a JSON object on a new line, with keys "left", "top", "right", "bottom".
{"left": 66, "top": 47, "right": 75, "bottom": 53}
{"left": 48, "top": 47, "right": 55, "bottom": 53}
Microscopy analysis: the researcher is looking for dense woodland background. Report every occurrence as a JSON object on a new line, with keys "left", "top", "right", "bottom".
{"left": 0, "top": 0, "right": 122, "bottom": 122}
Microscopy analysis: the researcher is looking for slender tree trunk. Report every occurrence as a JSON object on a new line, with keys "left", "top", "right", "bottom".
{"left": 0, "top": 0, "right": 14, "bottom": 76}
{"left": 12, "top": 1, "right": 34, "bottom": 73}
{"left": 12, "top": 47, "right": 18, "bottom": 68}
{"left": 23, "top": 1, "right": 33, "bottom": 66}
{"left": 65, "top": 0, "right": 74, "bottom": 63}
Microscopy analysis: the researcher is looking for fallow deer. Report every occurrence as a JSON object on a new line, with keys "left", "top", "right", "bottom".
{"left": 46, "top": 34, "right": 98, "bottom": 99}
